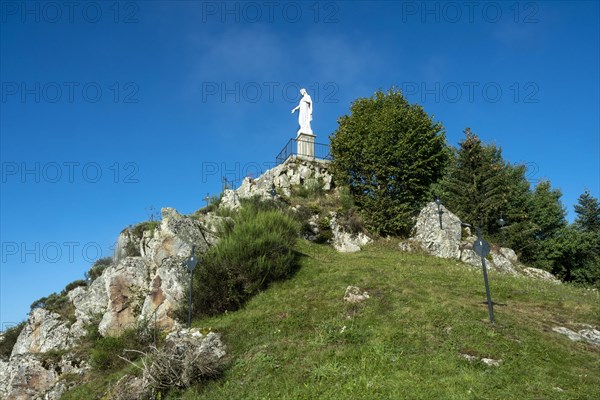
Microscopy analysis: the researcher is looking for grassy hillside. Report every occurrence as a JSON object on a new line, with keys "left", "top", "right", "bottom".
{"left": 65, "top": 240, "right": 600, "bottom": 399}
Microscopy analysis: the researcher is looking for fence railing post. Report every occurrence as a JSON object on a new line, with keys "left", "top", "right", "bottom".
{"left": 275, "top": 137, "right": 331, "bottom": 166}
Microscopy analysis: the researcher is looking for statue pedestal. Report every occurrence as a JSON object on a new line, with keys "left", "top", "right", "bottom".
{"left": 296, "top": 132, "right": 316, "bottom": 159}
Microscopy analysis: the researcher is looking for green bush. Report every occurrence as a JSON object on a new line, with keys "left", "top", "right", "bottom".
{"left": 0, "top": 322, "right": 26, "bottom": 359}
{"left": 28, "top": 280, "right": 89, "bottom": 324}
{"left": 90, "top": 325, "right": 155, "bottom": 372}
{"left": 63, "top": 279, "right": 87, "bottom": 294}
{"left": 131, "top": 220, "right": 159, "bottom": 239}
{"left": 292, "top": 178, "right": 325, "bottom": 199}
{"left": 294, "top": 205, "right": 318, "bottom": 238}
{"left": 239, "top": 196, "right": 286, "bottom": 213}
{"left": 337, "top": 208, "right": 365, "bottom": 235}
{"left": 30, "top": 292, "right": 75, "bottom": 322}
{"left": 338, "top": 186, "right": 354, "bottom": 211}
{"left": 90, "top": 336, "right": 126, "bottom": 371}
{"left": 86, "top": 257, "right": 112, "bottom": 281}
{"left": 209, "top": 194, "right": 221, "bottom": 207}
{"left": 124, "top": 240, "right": 140, "bottom": 257}
{"left": 189, "top": 200, "right": 300, "bottom": 317}
{"left": 196, "top": 194, "right": 223, "bottom": 215}
{"left": 315, "top": 216, "right": 333, "bottom": 244}
{"left": 29, "top": 276, "right": 94, "bottom": 323}
{"left": 305, "top": 178, "right": 324, "bottom": 198}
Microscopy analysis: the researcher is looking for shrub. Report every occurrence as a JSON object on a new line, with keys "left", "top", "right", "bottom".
{"left": 214, "top": 206, "right": 235, "bottom": 218}
{"left": 0, "top": 322, "right": 26, "bottom": 359}
{"left": 239, "top": 195, "right": 286, "bottom": 213}
{"left": 338, "top": 186, "right": 354, "bottom": 211}
{"left": 305, "top": 178, "right": 324, "bottom": 198}
{"left": 37, "top": 295, "right": 57, "bottom": 310}
{"left": 90, "top": 324, "right": 155, "bottom": 372}
{"left": 124, "top": 240, "right": 140, "bottom": 257}
{"left": 90, "top": 336, "right": 125, "bottom": 371}
{"left": 132, "top": 221, "right": 160, "bottom": 239}
{"left": 209, "top": 194, "right": 221, "bottom": 207}
{"left": 40, "top": 349, "right": 67, "bottom": 366}
{"left": 292, "top": 178, "right": 325, "bottom": 199}
{"left": 86, "top": 257, "right": 113, "bottom": 281}
{"left": 30, "top": 292, "right": 75, "bottom": 323}
{"left": 196, "top": 195, "right": 223, "bottom": 215}
{"left": 315, "top": 217, "right": 333, "bottom": 244}
{"left": 189, "top": 200, "right": 299, "bottom": 317}
{"left": 139, "top": 335, "right": 224, "bottom": 393}
{"left": 294, "top": 205, "right": 318, "bottom": 238}
{"left": 337, "top": 208, "right": 365, "bottom": 235}
{"left": 63, "top": 279, "right": 87, "bottom": 294}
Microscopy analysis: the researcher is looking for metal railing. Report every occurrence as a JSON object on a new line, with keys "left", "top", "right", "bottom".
{"left": 275, "top": 137, "right": 332, "bottom": 165}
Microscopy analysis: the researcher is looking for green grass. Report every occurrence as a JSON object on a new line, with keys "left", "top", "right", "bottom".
{"left": 65, "top": 239, "right": 600, "bottom": 399}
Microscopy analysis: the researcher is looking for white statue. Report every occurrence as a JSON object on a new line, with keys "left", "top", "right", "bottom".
{"left": 291, "top": 88, "right": 313, "bottom": 135}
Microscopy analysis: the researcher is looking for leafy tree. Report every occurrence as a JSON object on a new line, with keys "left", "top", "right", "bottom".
{"left": 330, "top": 87, "right": 449, "bottom": 235}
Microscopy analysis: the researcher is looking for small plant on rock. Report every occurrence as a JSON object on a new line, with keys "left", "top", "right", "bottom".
{"left": 86, "top": 257, "right": 112, "bottom": 281}
{"left": 0, "top": 321, "right": 26, "bottom": 359}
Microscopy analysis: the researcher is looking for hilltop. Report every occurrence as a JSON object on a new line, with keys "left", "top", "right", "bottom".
{"left": 64, "top": 239, "right": 600, "bottom": 399}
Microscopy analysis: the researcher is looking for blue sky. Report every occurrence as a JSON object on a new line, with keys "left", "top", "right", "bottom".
{"left": 1, "top": 1, "right": 598, "bottom": 328}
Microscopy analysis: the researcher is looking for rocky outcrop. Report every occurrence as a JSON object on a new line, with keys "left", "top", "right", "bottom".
{"left": 1, "top": 158, "right": 332, "bottom": 399}
{"left": 458, "top": 237, "right": 518, "bottom": 275}
{"left": 552, "top": 325, "right": 600, "bottom": 346}
{"left": 329, "top": 213, "right": 372, "bottom": 253}
{"left": 11, "top": 308, "right": 74, "bottom": 357}
{"left": 1, "top": 207, "right": 221, "bottom": 399}
{"left": 1, "top": 354, "right": 61, "bottom": 400}
{"left": 220, "top": 158, "right": 333, "bottom": 209}
{"left": 68, "top": 279, "right": 108, "bottom": 325}
{"left": 522, "top": 267, "right": 560, "bottom": 282}
{"left": 218, "top": 158, "right": 371, "bottom": 254}
{"left": 98, "top": 257, "right": 151, "bottom": 336}
{"left": 1, "top": 342, "right": 88, "bottom": 400}
{"left": 1, "top": 289, "right": 92, "bottom": 398}
{"left": 405, "top": 202, "right": 560, "bottom": 282}
{"left": 138, "top": 257, "right": 188, "bottom": 332}
{"left": 115, "top": 228, "right": 143, "bottom": 262}
{"left": 412, "top": 202, "right": 518, "bottom": 275}
{"left": 414, "top": 202, "right": 462, "bottom": 258}
{"left": 97, "top": 208, "right": 221, "bottom": 336}
{"left": 343, "top": 286, "right": 370, "bottom": 304}
{"left": 144, "top": 208, "right": 212, "bottom": 269}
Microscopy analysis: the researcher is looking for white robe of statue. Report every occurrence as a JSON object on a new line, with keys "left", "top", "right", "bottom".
{"left": 291, "top": 88, "right": 313, "bottom": 135}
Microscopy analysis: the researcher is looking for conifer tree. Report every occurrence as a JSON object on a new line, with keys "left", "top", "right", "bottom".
{"left": 438, "top": 129, "right": 510, "bottom": 234}
{"left": 574, "top": 190, "right": 600, "bottom": 234}
{"left": 519, "top": 180, "right": 567, "bottom": 269}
